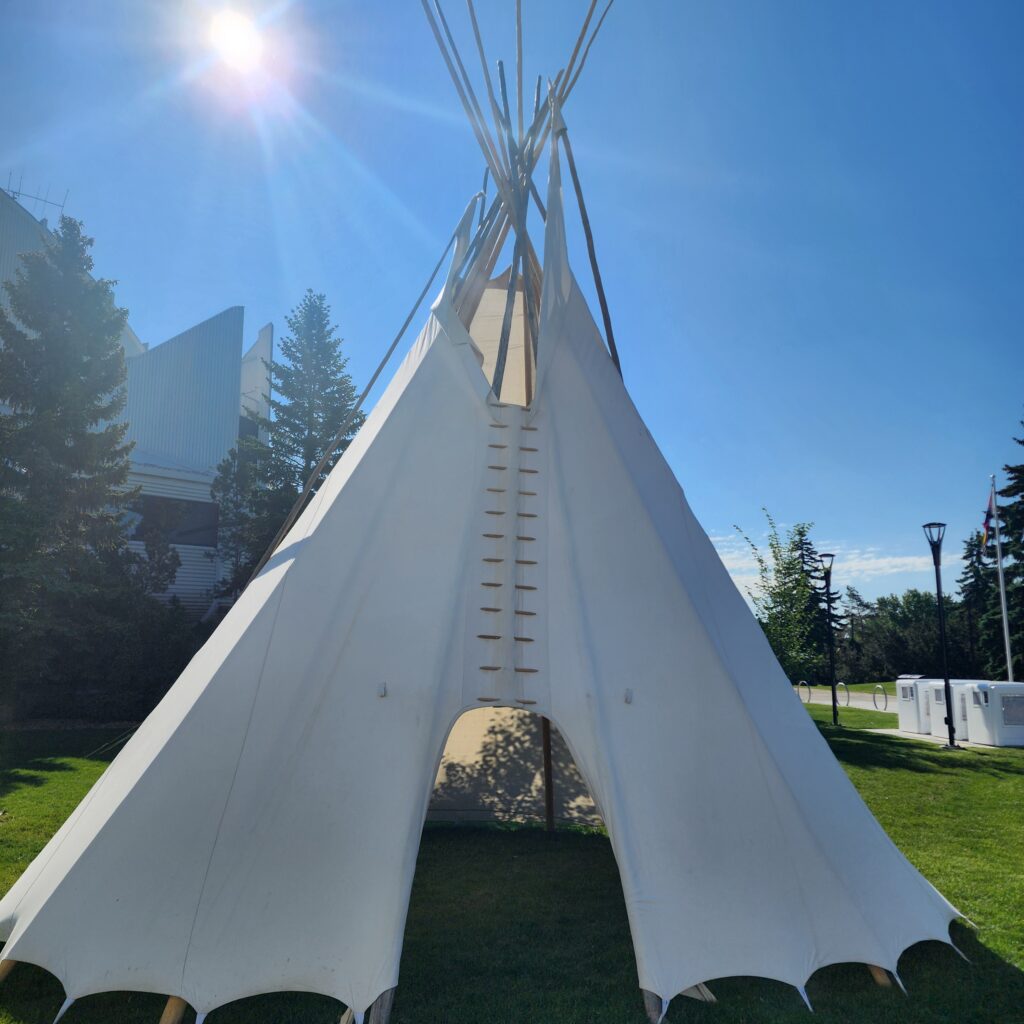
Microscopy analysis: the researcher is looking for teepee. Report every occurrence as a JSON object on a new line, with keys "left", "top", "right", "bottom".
{"left": 0, "top": 5, "right": 960, "bottom": 1023}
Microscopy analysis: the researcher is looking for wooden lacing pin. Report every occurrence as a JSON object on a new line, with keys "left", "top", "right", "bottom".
{"left": 485, "top": 487, "right": 506, "bottom": 494}
{"left": 477, "top": 634, "right": 502, "bottom": 640}
{"left": 516, "top": 698, "right": 538, "bottom": 706}
{"left": 515, "top": 667, "right": 539, "bottom": 674}
{"left": 482, "top": 532, "right": 504, "bottom": 539}
{"left": 515, "top": 609, "right": 537, "bottom": 617}
{"left": 515, "top": 559, "right": 537, "bottom": 565}
{"left": 488, "top": 443, "right": 508, "bottom": 449}
{"left": 519, "top": 446, "right": 538, "bottom": 452}
{"left": 487, "top": 464, "right": 507, "bottom": 471}
{"left": 480, "top": 606, "right": 502, "bottom": 613}
{"left": 482, "top": 557, "right": 504, "bottom": 564}
{"left": 514, "top": 636, "right": 534, "bottom": 643}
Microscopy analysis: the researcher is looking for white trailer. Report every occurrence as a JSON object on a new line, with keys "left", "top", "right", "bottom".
{"left": 927, "top": 680, "right": 975, "bottom": 743}
{"left": 965, "top": 683, "right": 1024, "bottom": 747}
{"left": 895, "top": 676, "right": 930, "bottom": 734}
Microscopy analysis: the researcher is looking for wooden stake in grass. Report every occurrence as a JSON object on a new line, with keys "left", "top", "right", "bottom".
{"left": 868, "top": 964, "right": 893, "bottom": 987}
{"left": 158, "top": 996, "right": 189, "bottom": 1024}
{"left": 0, "top": 959, "right": 16, "bottom": 985}
{"left": 542, "top": 717, "right": 555, "bottom": 832}
{"left": 368, "top": 986, "right": 396, "bottom": 1024}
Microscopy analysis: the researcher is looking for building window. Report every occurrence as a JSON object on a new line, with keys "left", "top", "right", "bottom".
{"left": 131, "top": 496, "right": 219, "bottom": 548}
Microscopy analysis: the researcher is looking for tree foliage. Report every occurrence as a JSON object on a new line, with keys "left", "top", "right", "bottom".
{"left": 0, "top": 217, "right": 199, "bottom": 719}
{"left": 979, "top": 425, "right": 1023, "bottom": 681}
{"left": 738, "top": 511, "right": 825, "bottom": 683}
{"left": 211, "top": 289, "right": 363, "bottom": 599}
{"left": 264, "top": 288, "right": 363, "bottom": 490}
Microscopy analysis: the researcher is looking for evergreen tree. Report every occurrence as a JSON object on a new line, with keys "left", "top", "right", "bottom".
{"left": 836, "top": 586, "right": 877, "bottom": 683}
{"left": 738, "top": 510, "right": 821, "bottom": 683}
{"left": 264, "top": 289, "right": 364, "bottom": 491}
{"left": 211, "top": 290, "right": 363, "bottom": 599}
{"left": 0, "top": 217, "right": 134, "bottom": 706}
{"left": 981, "top": 422, "right": 1024, "bottom": 680}
{"left": 792, "top": 526, "right": 840, "bottom": 681}
{"left": 956, "top": 531, "right": 992, "bottom": 677}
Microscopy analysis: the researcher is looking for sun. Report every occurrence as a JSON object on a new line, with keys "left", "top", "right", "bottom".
{"left": 209, "top": 9, "right": 264, "bottom": 74}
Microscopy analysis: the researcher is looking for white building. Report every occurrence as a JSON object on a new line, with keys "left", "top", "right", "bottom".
{"left": 1, "top": 188, "right": 271, "bottom": 612}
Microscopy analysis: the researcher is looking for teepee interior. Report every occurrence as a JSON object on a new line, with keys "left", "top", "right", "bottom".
{"left": 0, "top": 5, "right": 962, "bottom": 1024}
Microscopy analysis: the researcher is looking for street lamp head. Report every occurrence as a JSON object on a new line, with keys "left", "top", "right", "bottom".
{"left": 922, "top": 522, "right": 946, "bottom": 549}
{"left": 819, "top": 552, "right": 835, "bottom": 575}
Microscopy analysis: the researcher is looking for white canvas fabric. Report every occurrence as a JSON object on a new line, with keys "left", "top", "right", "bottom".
{"left": 0, "top": 132, "right": 959, "bottom": 1015}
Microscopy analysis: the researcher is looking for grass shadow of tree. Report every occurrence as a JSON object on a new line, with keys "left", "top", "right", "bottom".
{"left": 817, "top": 725, "right": 1019, "bottom": 780}
{"left": 0, "top": 759, "right": 80, "bottom": 800}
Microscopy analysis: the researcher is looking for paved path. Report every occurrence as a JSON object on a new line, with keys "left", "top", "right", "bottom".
{"left": 868, "top": 728, "right": 988, "bottom": 750}
{"left": 793, "top": 686, "right": 893, "bottom": 713}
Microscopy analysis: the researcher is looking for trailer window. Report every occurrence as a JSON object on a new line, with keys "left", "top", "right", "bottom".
{"left": 1002, "top": 695, "right": 1024, "bottom": 727}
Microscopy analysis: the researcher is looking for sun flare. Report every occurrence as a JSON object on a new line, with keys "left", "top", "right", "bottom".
{"left": 209, "top": 9, "right": 263, "bottom": 73}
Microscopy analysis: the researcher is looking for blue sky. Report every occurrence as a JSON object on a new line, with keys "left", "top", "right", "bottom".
{"left": 3, "top": 1, "right": 1022, "bottom": 602}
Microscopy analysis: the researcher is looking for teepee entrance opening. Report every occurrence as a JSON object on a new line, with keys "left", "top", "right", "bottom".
{"left": 429, "top": 707, "right": 601, "bottom": 827}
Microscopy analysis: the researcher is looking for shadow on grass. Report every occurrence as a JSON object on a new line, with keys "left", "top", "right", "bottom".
{"left": 0, "top": 759, "right": 80, "bottom": 801}
{"left": 816, "top": 725, "right": 1019, "bottom": 780}
{"left": 0, "top": 730, "right": 125, "bottom": 800}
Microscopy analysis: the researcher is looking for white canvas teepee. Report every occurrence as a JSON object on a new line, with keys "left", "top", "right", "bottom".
{"left": 0, "top": 7, "right": 960, "bottom": 1023}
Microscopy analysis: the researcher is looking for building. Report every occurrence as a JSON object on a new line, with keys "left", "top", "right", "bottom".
{"left": 0, "top": 187, "right": 271, "bottom": 612}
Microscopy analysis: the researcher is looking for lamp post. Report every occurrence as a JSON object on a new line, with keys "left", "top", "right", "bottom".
{"left": 923, "top": 523, "right": 958, "bottom": 749}
{"left": 819, "top": 552, "right": 838, "bottom": 727}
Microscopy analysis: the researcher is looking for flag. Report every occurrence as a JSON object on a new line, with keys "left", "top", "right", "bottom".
{"left": 982, "top": 485, "right": 996, "bottom": 548}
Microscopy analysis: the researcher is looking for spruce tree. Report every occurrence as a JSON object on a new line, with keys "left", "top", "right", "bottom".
{"left": 0, "top": 217, "right": 134, "bottom": 698}
{"left": 264, "top": 289, "right": 363, "bottom": 490}
{"left": 956, "top": 531, "right": 992, "bottom": 677}
{"left": 211, "top": 290, "right": 363, "bottom": 599}
{"left": 981, "top": 422, "right": 1023, "bottom": 680}
{"left": 793, "top": 526, "right": 839, "bottom": 682}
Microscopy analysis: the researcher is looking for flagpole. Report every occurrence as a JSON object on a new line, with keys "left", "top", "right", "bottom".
{"left": 991, "top": 475, "right": 1015, "bottom": 682}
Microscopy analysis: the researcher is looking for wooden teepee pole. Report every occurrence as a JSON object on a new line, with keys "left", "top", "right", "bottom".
{"left": 564, "top": 0, "right": 615, "bottom": 99}
{"left": 555, "top": 121, "right": 622, "bottom": 377}
{"left": 541, "top": 717, "right": 555, "bottom": 831}
{"left": 465, "top": 0, "right": 513, "bottom": 174}
{"left": 158, "top": 997, "right": 189, "bottom": 1024}
{"left": 515, "top": 0, "right": 524, "bottom": 142}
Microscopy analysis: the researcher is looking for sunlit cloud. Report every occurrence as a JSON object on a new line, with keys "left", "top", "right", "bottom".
{"left": 708, "top": 531, "right": 961, "bottom": 603}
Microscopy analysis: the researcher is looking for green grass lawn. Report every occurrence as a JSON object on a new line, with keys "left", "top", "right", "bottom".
{"left": 1, "top": 717, "right": 1022, "bottom": 1024}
